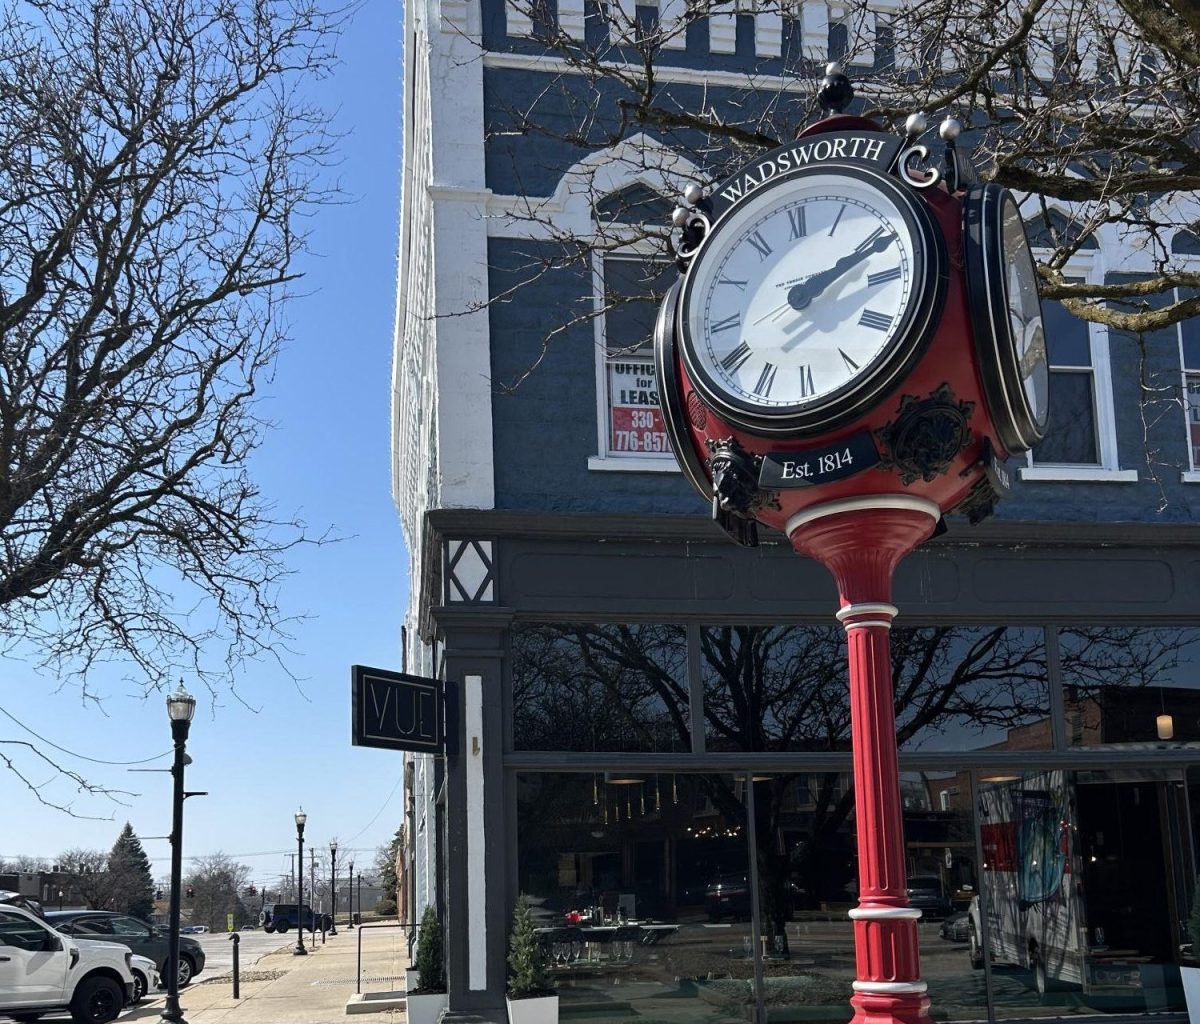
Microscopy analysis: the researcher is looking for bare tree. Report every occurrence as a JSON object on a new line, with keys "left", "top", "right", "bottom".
{"left": 0, "top": 0, "right": 345, "bottom": 809}
{"left": 0, "top": 854, "right": 49, "bottom": 872}
{"left": 56, "top": 848, "right": 114, "bottom": 909}
{"left": 183, "top": 852, "right": 253, "bottom": 931}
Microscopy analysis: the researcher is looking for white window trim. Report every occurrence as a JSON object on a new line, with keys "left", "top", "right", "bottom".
{"left": 591, "top": 242, "right": 680, "bottom": 470}
{"left": 1178, "top": 276, "right": 1200, "bottom": 482}
{"left": 1019, "top": 250, "right": 1135, "bottom": 483}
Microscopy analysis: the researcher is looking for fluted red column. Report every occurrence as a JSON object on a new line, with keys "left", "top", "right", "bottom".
{"left": 788, "top": 496, "right": 940, "bottom": 1024}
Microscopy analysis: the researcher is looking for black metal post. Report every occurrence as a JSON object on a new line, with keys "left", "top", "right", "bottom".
{"left": 329, "top": 844, "right": 338, "bottom": 937}
{"left": 229, "top": 933, "right": 241, "bottom": 999}
{"left": 347, "top": 861, "right": 354, "bottom": 929}
{"left": 294, "top": 816, "right": 308, "bottom": 955}
{"left": 161, "top": 717, "right": 190, "bottom": 1024}
{"left": 357, "top": 873, "right": 362, "bottom": 925}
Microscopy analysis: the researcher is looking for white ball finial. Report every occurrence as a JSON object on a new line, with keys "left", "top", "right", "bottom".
{"left": 939, "top": 116, "right": 962, "bottom": 141}
{"left": 825, "top": 61, "right": 842, "bottom": 77}
{"left": 905, "top": 112, "right": 928, "bottom": 137}
{"left": 683, "top": 183, "right": 703, "bottom": 206}
{"left": 671, "top": 206, "right": 690, "bottom": 227}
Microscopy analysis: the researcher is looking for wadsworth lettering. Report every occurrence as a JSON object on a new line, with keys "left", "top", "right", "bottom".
{"left": 719, "top": 135, "right": 891, "bottom": 205}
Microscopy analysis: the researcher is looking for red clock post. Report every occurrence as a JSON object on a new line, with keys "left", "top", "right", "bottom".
{"left": 655, "top": 65, "right": 1049, "bottom": 1024}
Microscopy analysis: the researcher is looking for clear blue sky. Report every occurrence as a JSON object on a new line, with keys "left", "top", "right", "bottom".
{"left": 1, "top": 0, "right": 408, "bottom": 891}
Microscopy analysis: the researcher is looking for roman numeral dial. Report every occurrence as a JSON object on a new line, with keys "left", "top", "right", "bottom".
{"left": 685, "top": 168, "right": 923, "bottom": 420}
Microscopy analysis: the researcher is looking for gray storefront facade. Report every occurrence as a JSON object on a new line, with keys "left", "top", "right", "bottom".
{"left": 413, "top": 510, "right": 1200, "bottom": 1022}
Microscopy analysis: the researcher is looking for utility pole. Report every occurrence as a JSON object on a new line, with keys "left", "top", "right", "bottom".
{"left": 288, "top": 854, "right": 296, "bottom": 902}
{"left": 309, "top": 850, "right": 317, "bottom": 917}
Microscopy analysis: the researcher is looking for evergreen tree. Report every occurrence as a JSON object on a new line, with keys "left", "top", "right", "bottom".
{"left": 107, "top": 823, "right": 155, "bottom": 919}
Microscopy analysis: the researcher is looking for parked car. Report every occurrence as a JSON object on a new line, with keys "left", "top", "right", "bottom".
{"left": 179, "top": 925, "right": 208, "bottom": 935}
{"left": 704, "top": 874, "right": 804, "bottom": 922}
{"left": 939, "top": 910, "right": 971, "bottom": 942}
{"left": 258, "top": 903, "right": 331, "bottom": 934}
{"left": 0, "top": 903, "right": 135, "bottom": 1023}
{"left": 906, "top": 875, "right": 952, "bottom": 920}
{"left": 71, "top": 945, "right": 158, "bottom": 1004}
{"left": 0, "top": 890, "right": 44, "bottom": 918}
{"left": 45, "top": 910, "right": 206, "bottom": 987}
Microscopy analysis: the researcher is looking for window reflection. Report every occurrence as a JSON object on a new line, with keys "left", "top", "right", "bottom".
{"left": 512, "top": 624, "right": 689, "bottom": 751}
{"left": 1061, "top": 627, "right": 1200, "bottom": 746}
{"left": 700, "top": 626, "right": 1050, "bottom": 753}
{"left": 976, "top": 769, "right": 1187, "bottom": 1015}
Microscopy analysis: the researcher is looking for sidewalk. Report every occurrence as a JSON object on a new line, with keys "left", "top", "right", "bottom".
{"left": 123, "top": 926, "right": 411, "bottom": 1024}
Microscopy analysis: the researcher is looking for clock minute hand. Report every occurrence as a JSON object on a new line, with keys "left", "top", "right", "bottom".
{"left": 787, "top": 232, "right": 893, "bottom": 311}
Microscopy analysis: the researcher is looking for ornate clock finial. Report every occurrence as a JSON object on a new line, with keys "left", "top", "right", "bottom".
{"left": 904, "top": 111, "right": 928, "bottom": 139}
{"left": 817, "top": 62, "right": 855, "bottom": 114}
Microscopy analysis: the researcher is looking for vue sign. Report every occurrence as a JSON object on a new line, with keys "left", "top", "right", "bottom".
{"left": 351, "top": 665, "right": 445, "bottom": 754}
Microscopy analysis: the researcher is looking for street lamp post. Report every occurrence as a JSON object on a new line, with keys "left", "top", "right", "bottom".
{"left": 356, "top": 872, "right": 362, "bottom": 926}
{"left": 328, "top": 840, "right": 338, "bottom": 936}
{"left": 161, "top": 683, "right": 196, "bottom": 1024}
{"left": 347, "top": 860, "right": 354, "bottom": 929}
{"left": 57, "top": 889, "right": 63, "bottom": 911}
{"left": 294, "top": 809, "right": 308, "bottom": 956}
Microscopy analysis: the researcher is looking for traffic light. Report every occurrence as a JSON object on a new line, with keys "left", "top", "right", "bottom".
{"left": 156, "top": 889, "right": 164, "bottom": 901}
{"left": 247, "top": 885, "right": 257, "bottom": 896}
{"left": 186, "top": 886, "right": 195, "bottom": 899}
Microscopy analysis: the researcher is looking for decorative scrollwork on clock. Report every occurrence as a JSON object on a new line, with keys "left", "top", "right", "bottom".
{"left": 875, "top": 384, "right": 975, "bottom": 485}
{"left": 896, "top": 144, "right": 942, "bottom": 191}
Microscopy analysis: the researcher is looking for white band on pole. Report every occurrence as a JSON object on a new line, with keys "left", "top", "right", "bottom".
{"left": 785, "top": 494, "right": 941, "bottom": 535}
{"left": 848, "top": 906, "right": 923, "bottom": 920}
{"left": 852, "top": 980, "right": 929, "bottom": 995}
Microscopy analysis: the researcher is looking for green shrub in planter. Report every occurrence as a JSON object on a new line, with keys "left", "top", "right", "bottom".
{"left": 415, "top": 904, "right": 445, "bottom": 993}
{"left": 507, "top": 894, "right": 552, "bottom": 998}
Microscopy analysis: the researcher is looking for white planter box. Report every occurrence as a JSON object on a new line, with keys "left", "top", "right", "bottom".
{"left": 405, "top": 968, "right": 420, "bottom": 991}
{"left": 406, "top": 991, "right": 448, "bottom": 1024}
{"left": 507, "top": 993, "right": 558, "bottom": 1024}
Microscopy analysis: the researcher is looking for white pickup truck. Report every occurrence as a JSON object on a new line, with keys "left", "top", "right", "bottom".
{"left": 0, "top": 903, "right": 135, "bottom": 1023}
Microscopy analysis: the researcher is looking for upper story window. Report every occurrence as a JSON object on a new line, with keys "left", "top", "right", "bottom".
{"left": 591, "top": 253, "right": 679, "bottom": 470}
{"left": 1021, "top": 253, "right": 1137, "bottom": 482}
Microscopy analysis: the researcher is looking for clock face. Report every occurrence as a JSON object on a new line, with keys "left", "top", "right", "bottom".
{"left": 679, "top": 166, "right": 941, "bottom": 432}
{"left": 1001, "top": 200, "right": 1049, "bottom": 427}
{"left": 964, "top": 184, "right": 1049, "bottom": 454}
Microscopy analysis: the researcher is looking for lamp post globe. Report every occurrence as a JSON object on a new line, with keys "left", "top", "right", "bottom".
{"left": 294, "top": 809, "right": 308, "bottom": 955}
{"left": 161, "top": 682, "right": 196, "bottom": 1024}
{"left": 328, "top": 840, "right": 338, "bottom": 936}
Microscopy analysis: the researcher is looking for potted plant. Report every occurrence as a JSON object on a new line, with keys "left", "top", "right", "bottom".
{"left": 407, "top": 905, "right": 448, "bottom": 1024}
{"left": 507, "top": 894, "right": 557, "bottom": 1024}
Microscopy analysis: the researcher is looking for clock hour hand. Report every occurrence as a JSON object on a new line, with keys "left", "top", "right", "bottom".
{"left": 786, "top": 232, "right": 894, "bottom": 311}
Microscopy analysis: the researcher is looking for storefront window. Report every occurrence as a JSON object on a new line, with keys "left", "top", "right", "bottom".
{"left": 512, "top": 624, "right": 689, "bottom": 751}
{"left": 700, "top": 625, "right": 848, "bottom": 752}
{"left": 1060, "top": 627, "right": 1200, "bottom": 747}
{"left": 895, "top": 627, "right": 1051, "bottom": 752}
{"left": 516, "top": 772, "right": 752, "bottom": 1023}
{"left": 699, "top": 625, "right": 1051, "bottom": 753}
{"left": 976, "top": 768, "right": 1188, "bottom": 1015}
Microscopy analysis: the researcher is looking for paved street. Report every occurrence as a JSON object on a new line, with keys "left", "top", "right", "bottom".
{"left": 0, "top": 925, "right": 410, "bottom": 1024}
{"left": 192, "top": 930, "right": 294, "bottom": 980}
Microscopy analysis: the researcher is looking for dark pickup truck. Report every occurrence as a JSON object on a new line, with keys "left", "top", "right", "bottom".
{"left": 258, "top": 903, "right": 331, "bottom": 933}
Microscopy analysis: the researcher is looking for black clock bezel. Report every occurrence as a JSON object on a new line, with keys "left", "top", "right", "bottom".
{"left": 676, "top": 163, "right": 947, "bottom": 437}
{"left": 654, "top": 279, "right": 714, "bottom": 501}
{"left": 963, "top": 183, "right": 1049, "bottom": 453}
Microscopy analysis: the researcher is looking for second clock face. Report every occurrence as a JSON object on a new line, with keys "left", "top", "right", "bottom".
{"left": 680, "top": 166, "right": 933, "bottom": 428}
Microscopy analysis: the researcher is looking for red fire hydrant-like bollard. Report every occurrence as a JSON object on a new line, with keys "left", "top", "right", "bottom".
{"left": 655, "top": 64, "right": 1048, "bottom": 1024}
